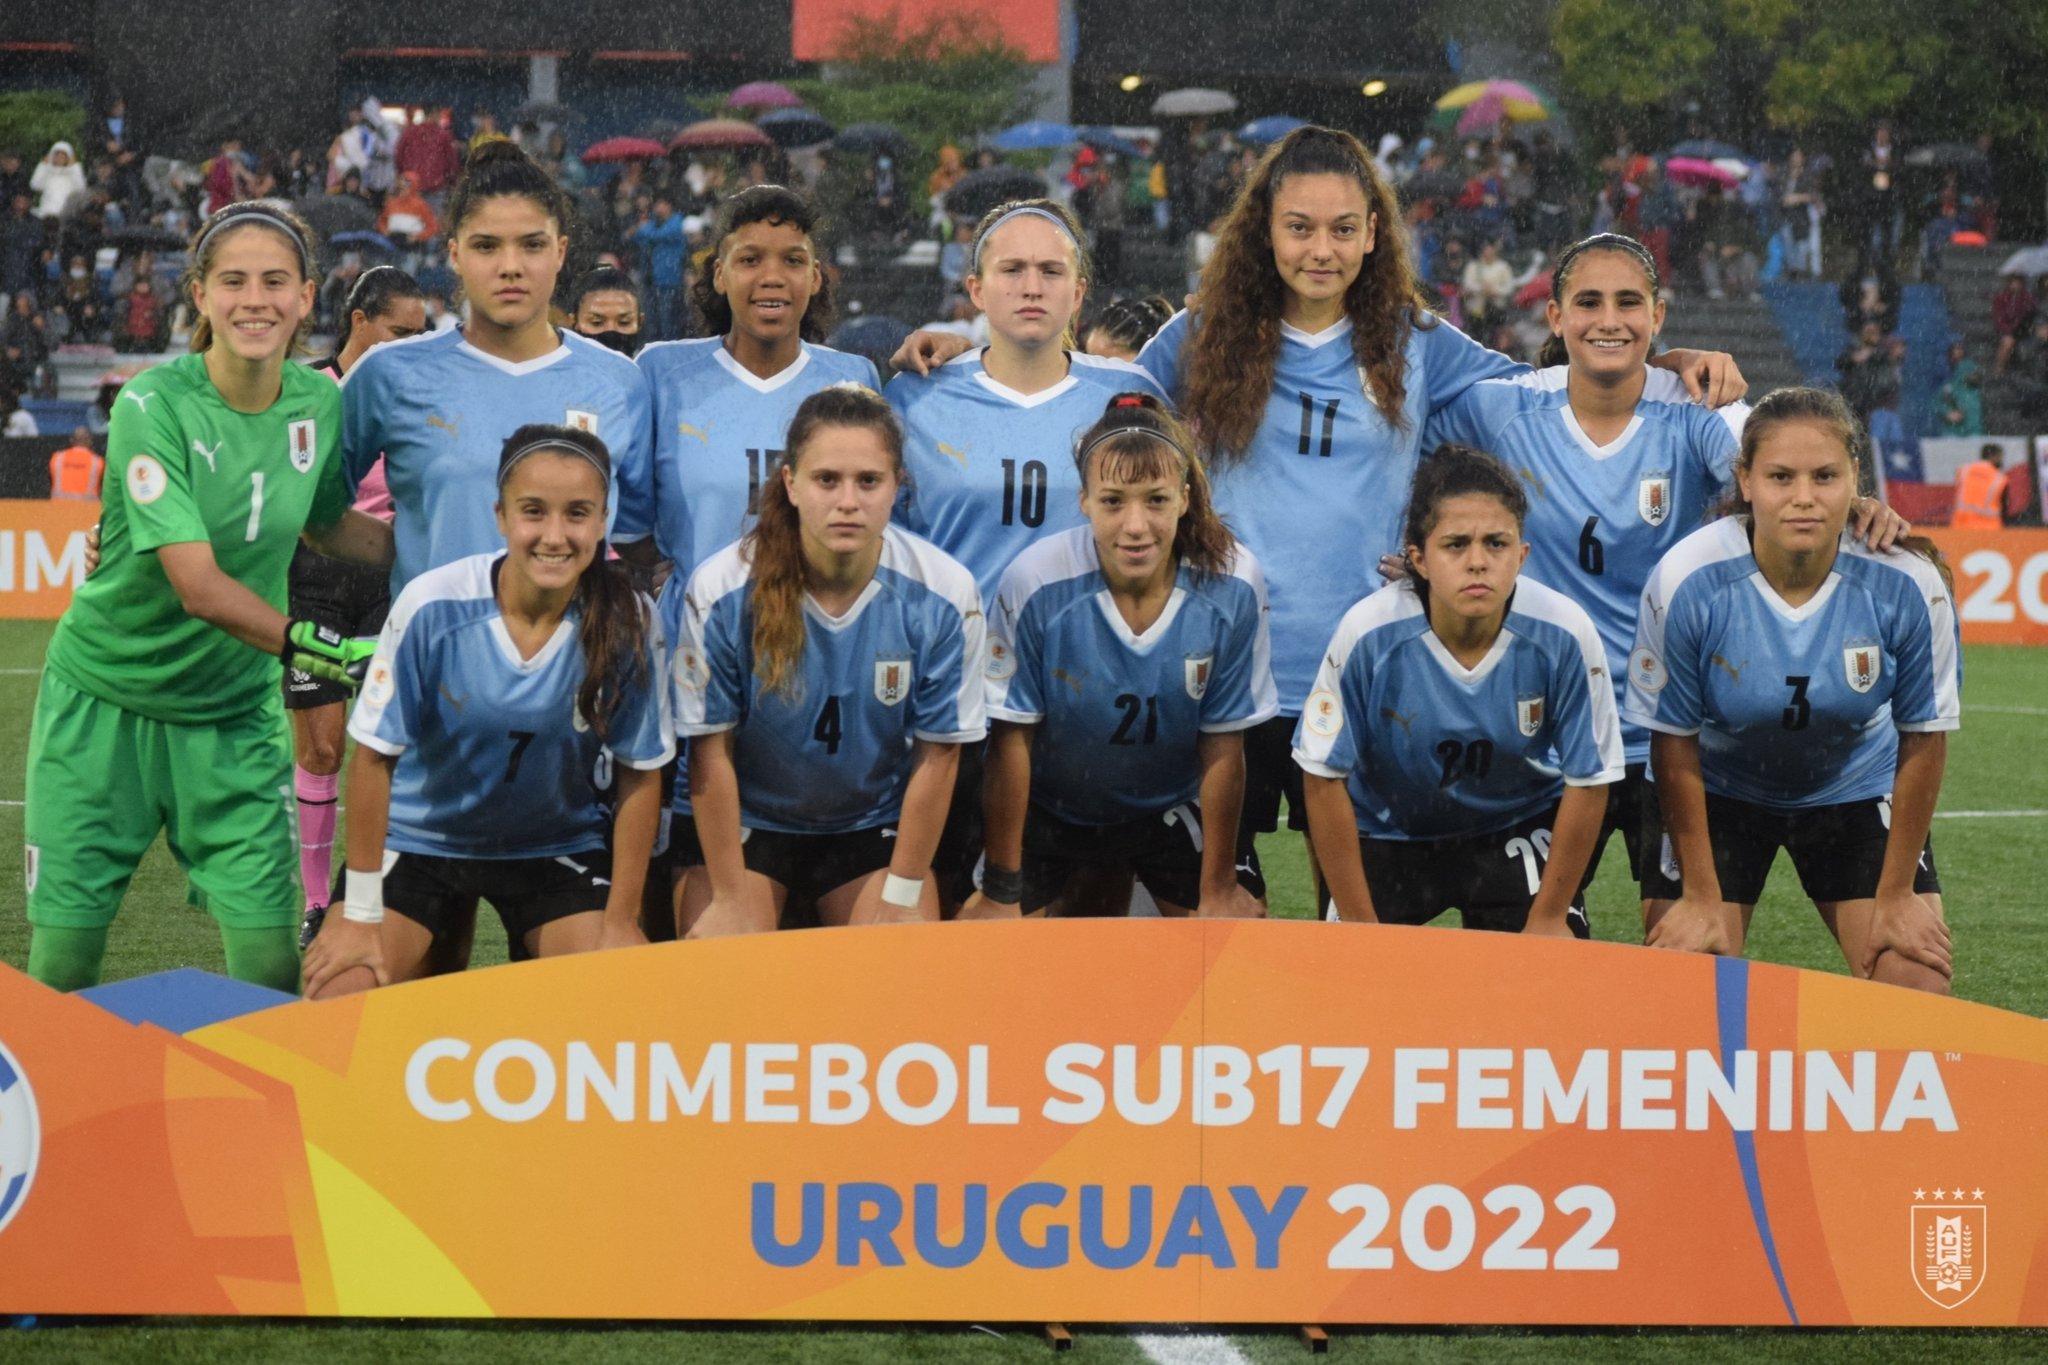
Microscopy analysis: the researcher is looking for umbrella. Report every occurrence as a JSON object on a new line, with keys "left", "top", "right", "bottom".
{"left": 1434, "top": 79, "right": 1549, "bottom": 119}
{"left": 513, "top": 99, "right": 573, "bottom": 127}
{"left": 671, "top": 119, "right": 773, "bottom": 153}
{"left": 945, "top": 166, "right": 1048, "bottom": 220}
{"left": 1151, "top": 88, "right": 1237, "bottom": 118}
{"left": 833, "top": 122, "right": 912, "bottom": 157}
{"left": 1663, "top": 156, "right": 1741, "bottom": 189}
{"left": 1514, "top": 272, "right": 1554, "bottom": 309}
{"left": 827, "top": 314, "right": 914, "bottom": 371}
{"left": 1905, "top": 141, "right": 1990, "bottom": 171}
{"left": 1456, "top": 93, "right": 1549, "bottom": 134}
{"left": 1239, "top": 115, "right": 1308, "bottom": 145}
{"left": 1076, "top": 126, "right": 1147, "bottom": 158}
{"left": 726, "top": 81, "right": 802, "bottom": 112}
{"left": 1710, "top": 156, "right": 1752, "bottom": 181}
{"left": 581, "top": 136, "right": 669, "bottom": 165}
{"left": 1997, "top": 245, "right": 2048, "bottom": 277}
{"left": 329, "top": 230, "right": 397, "bottom": 253}
{"left": 756, "top": 108, "right": 834, "bottom": 148}
{"left": 1401, "top": 167, "right": 1464, "bottom": 204}
{"left": 294, "top": 193, "right": 376, "bottom": 240}
{"left": 990, "top": 120, "right": 1078, "bottom": 152}
{"left": 1667, "top": 138, "right": 1746, "bottom": 161}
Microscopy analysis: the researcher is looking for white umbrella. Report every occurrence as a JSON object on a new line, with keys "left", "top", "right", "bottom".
{"left": 1151, "top": 88, "right": 1238, "bottom": 118}
{"left": 1997, "top": 245, "right": 2048, "bottom": 277}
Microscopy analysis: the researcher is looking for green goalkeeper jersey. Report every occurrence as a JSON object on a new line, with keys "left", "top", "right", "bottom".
{"left": 44, "top": 354, "right": 351, "bottom": 724}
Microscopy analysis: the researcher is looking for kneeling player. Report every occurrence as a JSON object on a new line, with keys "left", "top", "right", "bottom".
{"left": 1294, "top": 445, "right": 1624, "bottom": 935}
{"left": 1626, "top": 388, "right": 1958, "bottom": 991}
{"left": 967, "top": 394, "right": 1274, "bottom": 918}
{"left": 302, "top": 426, "right": 671, "bottom": 996}
{"left": 667, "top": 385, "right": 985, "bottom": 936}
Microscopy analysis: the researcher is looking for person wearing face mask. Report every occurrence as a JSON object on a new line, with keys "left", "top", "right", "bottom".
{"left": 571, "top": 265, "right": 643, "bottom": 357}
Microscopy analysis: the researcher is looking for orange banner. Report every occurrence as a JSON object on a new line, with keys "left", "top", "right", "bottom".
{"left": 0, "top": 499, "right": 97, "bottom": 620}
{"left": 1, "top": 923, "right": 2045, "bottom": 1325}
{"left": 1923, "top": 528, "right": 2048, "bottom": 646}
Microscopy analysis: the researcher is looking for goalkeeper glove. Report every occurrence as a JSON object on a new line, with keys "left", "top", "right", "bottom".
{"left": 283, "top": 618, "right": 376, "bottom": 690}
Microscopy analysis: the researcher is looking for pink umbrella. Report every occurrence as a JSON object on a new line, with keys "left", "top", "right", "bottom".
{"left": 671, "top": 119, "right": 774, "bottom": 153}
{"left": 727, "top": 81, "right": 802, "bottom": 111}
{"left": 1664, "top": 156, "right": 1742, "bottom": 189}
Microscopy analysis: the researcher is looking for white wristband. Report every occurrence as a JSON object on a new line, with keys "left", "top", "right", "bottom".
{"left": 342, "top": 867, "right": 386, "bottom": 924}
{"left": 880, "top": 873, "right": 925, "bottom": 909}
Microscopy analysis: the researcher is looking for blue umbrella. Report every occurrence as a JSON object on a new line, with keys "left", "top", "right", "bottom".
{"left": 1239, "top": 115, "right": 1308, "bottom": 145}
{"left": 1666, "top": 138, "right": 1747, "bottom": 162}
{"left": 990, "top": 120, "right": 1078, "bottom": 152}
{"left": 328, "top": 230, "right": 396, "bottom": 253}
{"left": 1077, "top": 125, "right": 1147, "bottom": 159}
{"left": 756, "top": 107, "right": 835, "bottom": 148}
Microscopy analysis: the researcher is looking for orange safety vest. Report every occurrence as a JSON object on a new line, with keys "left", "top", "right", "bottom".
{"left": 1952, "top": 460, "right": 2008, "bottom": 529}
{"left": 48, "top": 446, "right": 104, "bottom": 502}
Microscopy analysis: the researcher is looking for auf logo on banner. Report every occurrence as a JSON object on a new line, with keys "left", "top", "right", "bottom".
{"left": 1912, "top": 1189, "right": 1988, "bottom": 1309}
{"left": 0, "top": 1039, "right": 40, "bottom": 1237}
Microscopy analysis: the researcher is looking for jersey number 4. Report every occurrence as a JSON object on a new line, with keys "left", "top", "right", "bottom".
{"left": 814, "top": 697, "right": 843, "bottom": 754}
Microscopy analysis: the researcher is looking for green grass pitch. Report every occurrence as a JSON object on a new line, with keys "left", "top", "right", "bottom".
{"left": 1, "top": 620, "right": 2042, "bottom": 1359}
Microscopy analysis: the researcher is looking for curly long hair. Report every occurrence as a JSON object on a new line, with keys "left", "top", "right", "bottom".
{"left": 1181, "top": 127, "right": 1434, "bottom": 464}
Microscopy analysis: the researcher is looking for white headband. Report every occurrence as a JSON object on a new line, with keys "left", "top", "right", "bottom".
{"left": 194, "top": 203, "right": 315, "bottom": 277}
{"left": 971, "top": 206, "right": 1079, "bottom": 273}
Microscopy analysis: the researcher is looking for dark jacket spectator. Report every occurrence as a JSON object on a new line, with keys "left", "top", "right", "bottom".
{"left": 0, "top": 195, "right": 43, "bottom": 297}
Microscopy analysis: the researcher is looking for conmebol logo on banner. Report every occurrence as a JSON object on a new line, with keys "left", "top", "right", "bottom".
{"left": 0, "top": 1039, "right": 39, "bottom": 1237}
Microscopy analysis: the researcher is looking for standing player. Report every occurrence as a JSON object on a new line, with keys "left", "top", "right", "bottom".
{"left": 972, "top": 394, "right": 1275, "bottom": 918}
{"left": 888, "top": 198, "right": 1166, "bottom": 610}
{"left": 290, "top": 264, "right": 426, "bottom": 948}
{"left": 1294, "top": 445, "right": 1624, "bottom": 935}
{"left": 668, "top": 386, "right": 985, "bottom": 936}
{"left": 1423, "top": 233, "right": 1911, "bottom": 911}
{"left": 636, "top": 185, "right": 876, "bottom": 920}
{"left": 1626, "top": 388, "right": 1958, "bottom": 991}
{"left": 23, "top": 201, "right": 392, "bottom": 992}
{"left": 302, "top": 425, "right": 672, "bottom": 996}
{"left": 342, "top": 139, "right": 653, "bottom": 600}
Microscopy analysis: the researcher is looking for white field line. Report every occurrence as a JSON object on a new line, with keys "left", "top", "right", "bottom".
{"left": 1969, "top": 704, "right": 2048, "bottom": 717}
{"left": 1134, "top": 1334, "right": 1254, "bottom": 1365}
{"left": 1934, "top": 809, "right": 2048, "bottom": 819}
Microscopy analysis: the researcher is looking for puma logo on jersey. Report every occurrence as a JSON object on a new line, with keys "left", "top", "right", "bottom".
{"left": 119, "top": 388, "right": 155, "bottom": 413}
{"left": 1381, "top": 706, "right": 1417, "bottom": 734}
{"left": 1517, "top": 466, "right": 1548, "bottom": 499}
{"left": 676, "top": 422, "right": 711, "bottom": 445}
{"left": 191, "top": 438, "right": 222, "bottom": 473}
{"left": 438, "top": 683, "right": 466, "bottom": 711}
{"left": 1054, "top": 667, "right": 1085, "bottom": 698}
{"left": 1710, "top": 654, "right": 1748, "bottom": 685}
{"left": 937, "top": 441, "right": 970, "bottom": 468}
{"left": 427, "top": 414, "right": 461, "bottom": 437}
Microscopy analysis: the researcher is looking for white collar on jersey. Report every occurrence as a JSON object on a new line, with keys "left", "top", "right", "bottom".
{"left": 713, "top": 342, "right": 813, "bottom": 394}
{"left": 457, "top": 335, "right": 573, "bottom": 377}
{"left": 1279, "top": 317, "right": 1354, "bottom": 349}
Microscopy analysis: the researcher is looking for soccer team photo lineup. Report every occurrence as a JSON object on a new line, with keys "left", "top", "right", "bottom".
{"left": 3, "top": 4, "right": 2048, "bottom": 1336}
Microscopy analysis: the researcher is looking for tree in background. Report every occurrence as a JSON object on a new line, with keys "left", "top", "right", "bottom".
{"left": 0, "top": 91, "right": 85, "bottom": 160}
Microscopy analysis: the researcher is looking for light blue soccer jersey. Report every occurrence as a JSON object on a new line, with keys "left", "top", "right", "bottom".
{"left": 1425, "top": 366, "right": 1746, "bottom": 764}
{"left": 342, "top": 328, "right": 655, "bottom": 597}
{"left": 1292, "top": 576, "right": 1624, "bottom": 840}
{"left": 1624, "top": 519, "right": 1961, "bottom": 809}
{"left": 987, "top": 526, "right": 1278, "bottom": 826}
{"left": 638, "top": 338, "right": 879, "bottom": 573}
{"left": 887, "top": 349, "right": 1167, "bottom": 609}
{"left": 667, "top": 525, "right": 987, "bottom": 833}
{"left": 1136, "top": 309, "right": 1520, "bottom": 712}
{"left": 348, "top": 554, "right": 675, "bottom": 858}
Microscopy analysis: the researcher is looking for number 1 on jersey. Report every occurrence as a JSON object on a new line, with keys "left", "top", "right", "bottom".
{"left": 245, "top": 472, "right": 265, "bottom": 542}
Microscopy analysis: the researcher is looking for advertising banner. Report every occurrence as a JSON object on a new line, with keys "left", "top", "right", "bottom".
{"left": 1923, "top": 527, "right": 2048, "bottom": 646}
{"left": 0, "top": 922, "right": 2044, "bottom": 1325}
{"left": 0, "top": 500, "right": 95, "bottom": 621}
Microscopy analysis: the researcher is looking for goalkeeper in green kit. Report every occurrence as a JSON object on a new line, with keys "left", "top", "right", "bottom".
{"left": 25, "top": 201, "right": 394, "bottom": 992}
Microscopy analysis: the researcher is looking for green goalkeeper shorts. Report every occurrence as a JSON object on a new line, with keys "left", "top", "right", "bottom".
{"left": 25, "top": 670, "right": 300, "bottom": 931}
